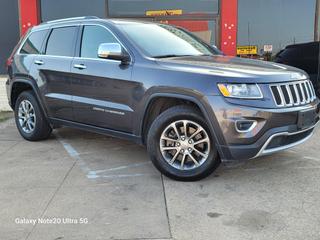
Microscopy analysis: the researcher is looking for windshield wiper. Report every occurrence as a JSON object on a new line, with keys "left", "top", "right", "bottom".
{"left": 153, "top": 54, "right": 193, "bottom": 59}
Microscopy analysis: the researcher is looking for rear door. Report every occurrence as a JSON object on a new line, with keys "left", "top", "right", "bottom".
{"left": 16, "top": 29, "right": 49, "bottom": 85}
{"left": 70, "top": 24, "right": 134, "bottom": 132}
{"left": 29, "top": 26, "right": 78, "bottom": 120}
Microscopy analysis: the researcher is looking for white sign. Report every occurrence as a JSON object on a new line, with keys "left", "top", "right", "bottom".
{"left": 264, "top": 45, "right": 273, "bottom": 52}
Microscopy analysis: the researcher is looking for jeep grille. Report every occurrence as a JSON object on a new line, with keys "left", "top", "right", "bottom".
{"left": 270, "top": 80, "right": 316, "bottom": 107}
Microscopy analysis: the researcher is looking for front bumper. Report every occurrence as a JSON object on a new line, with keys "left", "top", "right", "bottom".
{"left": 205, "top": 96, "right": 320, "bottom": 161}
{"left": 254, "top": 124, "right": 315, "bottom": 157}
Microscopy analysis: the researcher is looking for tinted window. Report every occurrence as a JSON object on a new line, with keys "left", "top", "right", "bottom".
{"left": 46, "top": 27, "right": 77, "bottom": 57}
{"left": 20, "top": 30, "right": 48, "bottom": 54}
{"left": 81, "top": 25, "right": 118, "bottom": 58}
{"left": 278, "top": 48, "right": 301, "bottom": 60}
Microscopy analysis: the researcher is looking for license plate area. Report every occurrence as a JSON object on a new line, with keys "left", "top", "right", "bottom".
{"left": 297, "top": 108, "right": 316, "bottom": 130}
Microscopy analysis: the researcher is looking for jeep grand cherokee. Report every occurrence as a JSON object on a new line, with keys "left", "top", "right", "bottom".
{"left": 6, "top": 17, "right": 320, "bottom": 181}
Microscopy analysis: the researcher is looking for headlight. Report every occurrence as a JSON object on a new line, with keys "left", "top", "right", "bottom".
{"left": 217, "top": 83, "right": 263, "bottom": 99}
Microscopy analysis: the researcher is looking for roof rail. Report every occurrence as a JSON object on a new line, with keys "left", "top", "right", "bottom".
{"left": 43, "top": 16, "right": 99, "bottom": 24}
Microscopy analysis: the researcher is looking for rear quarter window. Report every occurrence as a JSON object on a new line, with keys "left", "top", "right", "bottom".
{"left": 45, "top": 27, "right": 77, "bottom": 57}
{"left": 20, "top": 30, "right": 48, "bottom": 54}
{"left": 278, "top": 47, "right": 301, "bottom": 60}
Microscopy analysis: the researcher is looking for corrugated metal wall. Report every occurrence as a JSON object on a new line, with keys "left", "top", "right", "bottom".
{"left": 0, "top": 0, "right": 20, "bottom": 74}
{"left": 40, "top": 0, "right": 106, "bottom": 22}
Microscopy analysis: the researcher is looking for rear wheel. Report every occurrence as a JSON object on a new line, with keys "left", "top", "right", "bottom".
{"left": 14, "top": 91, "right": 52, "bottom": 141}
{"left": 147, "top": 105, "right": 220, "bottom": 181}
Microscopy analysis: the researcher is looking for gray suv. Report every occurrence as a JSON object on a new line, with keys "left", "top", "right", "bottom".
{"left": 6, "top": 17, "right": 320, "bottom": 181}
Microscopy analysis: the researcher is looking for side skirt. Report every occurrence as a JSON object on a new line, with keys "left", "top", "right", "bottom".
{"left": 49, "top": 118, "right": 143, "bottom": 145}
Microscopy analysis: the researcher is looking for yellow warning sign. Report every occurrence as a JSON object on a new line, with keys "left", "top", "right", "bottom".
{"left": 237, "top": 46, "right": 258, "bottom": 55}
{"left": 146, "top": 9, "right": 183, "bottom": 17}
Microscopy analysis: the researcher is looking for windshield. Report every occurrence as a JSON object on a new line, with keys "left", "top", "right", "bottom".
{"left": 119, "top": 23, "right": 219, "bottom": 58}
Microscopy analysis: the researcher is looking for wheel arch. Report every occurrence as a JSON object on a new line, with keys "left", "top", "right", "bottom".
{"left": 10, "top": 78, "right": 48, "bottom": 118}
{"left": 140, "top": 93, "right": 226, "bottom": 159}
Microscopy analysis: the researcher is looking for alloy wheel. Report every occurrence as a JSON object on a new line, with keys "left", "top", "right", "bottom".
{"left": 18, "top": 100, "right": 36, "bottom": 133}
{"left": 160, "top": 120, "right": 211, "bottom": 170}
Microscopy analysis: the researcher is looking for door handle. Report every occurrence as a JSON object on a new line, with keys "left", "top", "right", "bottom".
{"left": 34, "top": 60, "right": 44, "bottom": 65}
{"left": 73, "top": 64, "right": 87, "bottom": 70}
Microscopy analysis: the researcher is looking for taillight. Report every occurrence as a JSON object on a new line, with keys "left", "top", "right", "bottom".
{"left": 6, "top": 57, "right": 13, "bottom": 68}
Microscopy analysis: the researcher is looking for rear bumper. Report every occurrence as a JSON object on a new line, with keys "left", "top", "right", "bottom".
{"left": 5, "top": 78, "right": 12, "bottom": 108}
{"left": 205, "top": 96, "right": 320, "bottom": 161}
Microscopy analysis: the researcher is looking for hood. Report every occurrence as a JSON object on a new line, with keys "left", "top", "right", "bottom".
{"left": 155, "top": 55, "right": 308, "bottom": 83}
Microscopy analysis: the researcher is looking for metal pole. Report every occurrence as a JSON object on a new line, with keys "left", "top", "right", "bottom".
{"left": 316, "top": 0, "right": 319, "bottom": 40}
{"left": 247, "top": 22, "right": 251, "bottom": 46}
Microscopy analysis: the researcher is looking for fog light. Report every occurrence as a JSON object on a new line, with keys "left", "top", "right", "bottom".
{"left": 235, "top": 120, "right": 257, "bottom": 133}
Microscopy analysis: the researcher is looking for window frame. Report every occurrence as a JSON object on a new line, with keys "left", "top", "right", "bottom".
{"left": 76, "top": 23, "right": 133, "bottom": 63}
{"left": 44, "top": 25, "right": 80, "bottom": 58}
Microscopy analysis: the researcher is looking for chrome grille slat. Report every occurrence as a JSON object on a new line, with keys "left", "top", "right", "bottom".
{"left": 285, "top": 85, "right": 294, "bottom": 106}
{"left": 303, "top": 82, "right": 310, "bottom": 103}
{"left": 293, "top": 84, "right": 300, "bottom": 105}
{"left": 270, "top": 80, "right": 316, "bottom": 107}
{"left": 310, "top": 82, "right": 316, "bottom": 99}
{"left": 277, "top": 85, "right": 285, "bottom": 106}
{"left": 299, "top": 82, "right": 306, "bottom": 103}
{"left": 307, "top": 81, "right": 315, "bottom": 101}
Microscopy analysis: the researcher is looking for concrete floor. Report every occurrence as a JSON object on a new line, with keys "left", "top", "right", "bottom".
{"left": 1, "top": 117, "right": 320, "bottom": 240}
{"left": 0, "top": 76, "right": 11, "bottom": 111}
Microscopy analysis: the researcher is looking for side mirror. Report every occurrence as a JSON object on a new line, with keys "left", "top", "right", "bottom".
{"left": 98, "top": 43, "right": 130, "bottom": 63}
{"left": 211, "top": 45, "right": 224, "bottom": 55}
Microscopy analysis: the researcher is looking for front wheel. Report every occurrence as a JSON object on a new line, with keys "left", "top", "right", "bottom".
{"left": 147, "top": 105, "right": 220, "bottom": 181}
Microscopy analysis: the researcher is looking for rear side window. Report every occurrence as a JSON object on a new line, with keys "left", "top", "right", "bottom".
{"left": 20, "top": 30, "right": 48, "bottom": 54}
{"left": 81, "top": 25, "right": 118, "bottom": 58}
{"left": 278, "top": 48, "right": 301, "bottom": 60}
{"left": 46, "top": 27, "right": 77, "bottom": 57}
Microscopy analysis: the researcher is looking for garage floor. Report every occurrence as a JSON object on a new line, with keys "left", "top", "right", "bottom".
{"left": 1, "top": 117, "right": 320, "bottom": 240}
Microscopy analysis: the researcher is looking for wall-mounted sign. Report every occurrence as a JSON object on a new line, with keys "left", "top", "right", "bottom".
{"left": 263, "top": 45, "right": 273, "bottom": 52}
{"left": 236, "top": 45, "right": 258, "bottom": 55}
{"left": 146, "top": 9, "right": 183, "bottom": 17}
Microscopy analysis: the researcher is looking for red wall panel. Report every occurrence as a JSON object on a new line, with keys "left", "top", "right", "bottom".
{"left": 220, "top": 0, "right": 238, "bottom": 56}
{"left": 19, "top": 0, "right": 39, "bottom": 36}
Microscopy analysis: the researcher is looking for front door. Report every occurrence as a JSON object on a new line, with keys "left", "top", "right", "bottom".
{"left": 70, "top": 25, "right": 134, "bottom": 133}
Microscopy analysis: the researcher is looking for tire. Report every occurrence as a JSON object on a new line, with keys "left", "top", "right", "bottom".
{"left": 14, "top": 90, "right": 52, "bottom": 141}
{"left": 147, "top": 105, "right": 221, "bottom": 181}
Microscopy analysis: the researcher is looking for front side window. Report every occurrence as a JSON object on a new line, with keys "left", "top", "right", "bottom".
{"left": 46, "top": 27, "right": 77, "bottom": 57}
{"left": 119, "top": 23, "right": 217, "bottom": 58}
{"left": 81, "top": 25, "right": 118, "bottom": 58}
{"left": 20, "top": 30, "right": 48, "bottom": 54}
